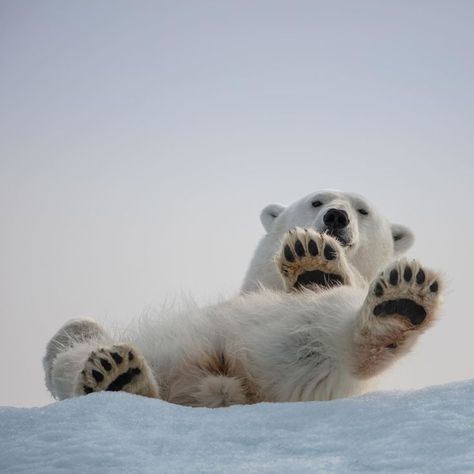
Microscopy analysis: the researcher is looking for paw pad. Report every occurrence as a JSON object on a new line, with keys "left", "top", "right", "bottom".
{"left": 278, "top": 228, "right": 348, "bottom": 290}
{"left": 77, "top": 344, "right": 144, "bottom": 396}
{"left": 323, "top": 244, "right": 337, "bottom": 261}
{"left": 100, "top": 358, "right": 112, "bottom": 371}
{"left": 370, "top": 260, "right": 441, "bottom": 326}
{"left": 92, "top": 370, "right": 104, "bottom": 383}
{"left": 403, "top": 266, "right": 412, "bottom": 282}
{"left": 111, "top": 352, "right": 123, "bottom": 364}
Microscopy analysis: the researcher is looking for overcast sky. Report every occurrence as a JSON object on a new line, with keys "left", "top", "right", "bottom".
{"left": 1, "top": 1, "right": 473, "bottom": 406}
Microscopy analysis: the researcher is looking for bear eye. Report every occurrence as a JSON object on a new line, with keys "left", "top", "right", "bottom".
{"left": 312, "top": 200, "right": 323, "bottom": 208}
{"left": 358, "top": 209, "right": 369, "bottom": 215}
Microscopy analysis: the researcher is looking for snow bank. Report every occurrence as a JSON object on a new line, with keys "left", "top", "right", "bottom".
{"left": 1, "top": 380, "right": 474, "bottom": 473}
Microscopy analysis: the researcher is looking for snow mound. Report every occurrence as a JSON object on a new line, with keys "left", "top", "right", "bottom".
{"left": 2, "top": 380, "right": 474, "bottom": 473}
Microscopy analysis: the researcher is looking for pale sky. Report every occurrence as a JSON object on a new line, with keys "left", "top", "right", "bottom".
{"left": 1, "top": 1, "right": 473, "bottom": 406}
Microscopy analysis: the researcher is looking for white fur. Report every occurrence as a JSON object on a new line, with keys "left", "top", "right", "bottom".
{"left": 242, "top": 190, "right": 414, "bottom": 292}
{"left": 45, "top": 265, "right": 441, "bottom": 406}
{"left": 134, "top": 287, "right": 371, "bottom": 402}
{"left": 45, "top": 288, "right": 370, "bottom": 403}
{"left": 43, "top": 192, "right": 440, "bottom": 408}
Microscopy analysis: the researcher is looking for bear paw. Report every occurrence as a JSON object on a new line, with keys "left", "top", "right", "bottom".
{"left": 277, "top": 227, "right": 352, "bottom": 291}
{"left": 74, "top": 343, "right": 159, "bottom": 398}
{"left": 368, "top": 259, "right": 441, "bottom": 326}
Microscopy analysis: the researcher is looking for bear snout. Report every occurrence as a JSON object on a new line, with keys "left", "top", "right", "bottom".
{"left": 324, "top": 209, "right": 350, "bottom": 231}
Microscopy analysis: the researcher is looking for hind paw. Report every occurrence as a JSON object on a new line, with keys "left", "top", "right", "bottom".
{"left": 75, "top": 343, "right": 159, "bottom": 398}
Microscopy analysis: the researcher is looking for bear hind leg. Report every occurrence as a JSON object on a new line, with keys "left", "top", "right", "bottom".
{"left": 75, "top": 343, "right": 160, "bottom": 398}
{"left": 44, "top": 318, "right": 109, "bottom": 398}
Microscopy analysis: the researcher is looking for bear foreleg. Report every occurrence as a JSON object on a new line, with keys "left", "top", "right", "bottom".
{"left": 276, "top": 227, "right": 365, "bottom": 292}
{"left": 351, "top": 259, "right": 442, "bottom": 379}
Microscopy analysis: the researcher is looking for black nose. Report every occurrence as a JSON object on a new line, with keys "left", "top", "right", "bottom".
{"left": 324, "top": 209, "right": 349, "bottom": 230}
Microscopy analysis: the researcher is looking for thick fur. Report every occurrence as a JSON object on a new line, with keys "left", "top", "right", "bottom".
{"left": 44, "top": 242, "right": 442, "bottom": 407}
{"left": 242, "top": 190, "right": 414, "bottom": 292}
{"left": 44, "top": 191, "right": 439, "bottom": 407}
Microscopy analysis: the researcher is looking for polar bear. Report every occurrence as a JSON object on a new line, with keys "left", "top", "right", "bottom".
{"left": 43, "top": 191, "right": 442, "bottom": 407}
{"left": 242, "top": 190, "right": 414, "bottom": 292}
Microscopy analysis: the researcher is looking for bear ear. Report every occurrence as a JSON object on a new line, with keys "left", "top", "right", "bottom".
{"left": 391, "top": 224, "right": 415, "bottom": 256}
{"left": 260, "top": 204, "right": 286, "bottom": 232}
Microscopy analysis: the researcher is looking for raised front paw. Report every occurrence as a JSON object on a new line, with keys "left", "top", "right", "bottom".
{"left": 276, "top": 227, "right": 351, "bottom": 291}
{"left": 369, "top": 259, "right": 441, "bottom": 326}
{"left": 75, "top": 343, "right": 159, "bottom": 398}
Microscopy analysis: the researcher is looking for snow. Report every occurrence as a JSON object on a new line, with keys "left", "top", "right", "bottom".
{"left": 1, "top": 380, "right": 474, "bottom": 473}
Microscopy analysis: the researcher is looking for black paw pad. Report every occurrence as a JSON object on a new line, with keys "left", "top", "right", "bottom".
{"left": 294, "top": 240, "right": 305, "bottom": 257}
{"left": 389, "top": 269, "right": 398, "bottom": 285}
{"left": 416, "top": 269, "right": 425, "bottom": 284}
{"left": 83, "top": 385, "right": 94, "bottom": 394}
{"left": 100, "top": 358, "right": 112, "bottom": 371}
{"left": 284, "top": 245, "right": 294, "bottom": 262}
{"left": 128, "top": 351, "right": 134, "bottom": 361}
{"left": 429, "top": 281, "right": 438, "bottom": 293}
{"left": 92, "top": 370, "right": 104, "bottom": 383}
{"left": 296, "top": 270, "right": 343, "bottom": 288}
{"left": 106, "top": 367, "right": 141, "bottom": 392}
{"left": 374, "top": 282, "right": 384, "bottom": 297}
{"left": 403, "top": 266, "right": 412, "bottom": 282}
{"left": 308, "top": 239, "right": 318, "bottom": 256}
{"left": 324, "top": 244, "right": 336, "bottom": 260}
{"left": 373, "top": 298, "right": 427, "bottom": 325}
{"left": 111, "top": 352, "right": 123, "bottom": 364}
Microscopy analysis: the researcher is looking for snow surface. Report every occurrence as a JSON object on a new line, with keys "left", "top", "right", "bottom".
{"left": 1, "top": 380, "right": 474, "bottom": 473}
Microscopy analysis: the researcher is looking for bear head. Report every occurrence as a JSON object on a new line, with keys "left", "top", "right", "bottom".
{"left": 242, "top": 190, "right": 414, "bottom": 292}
